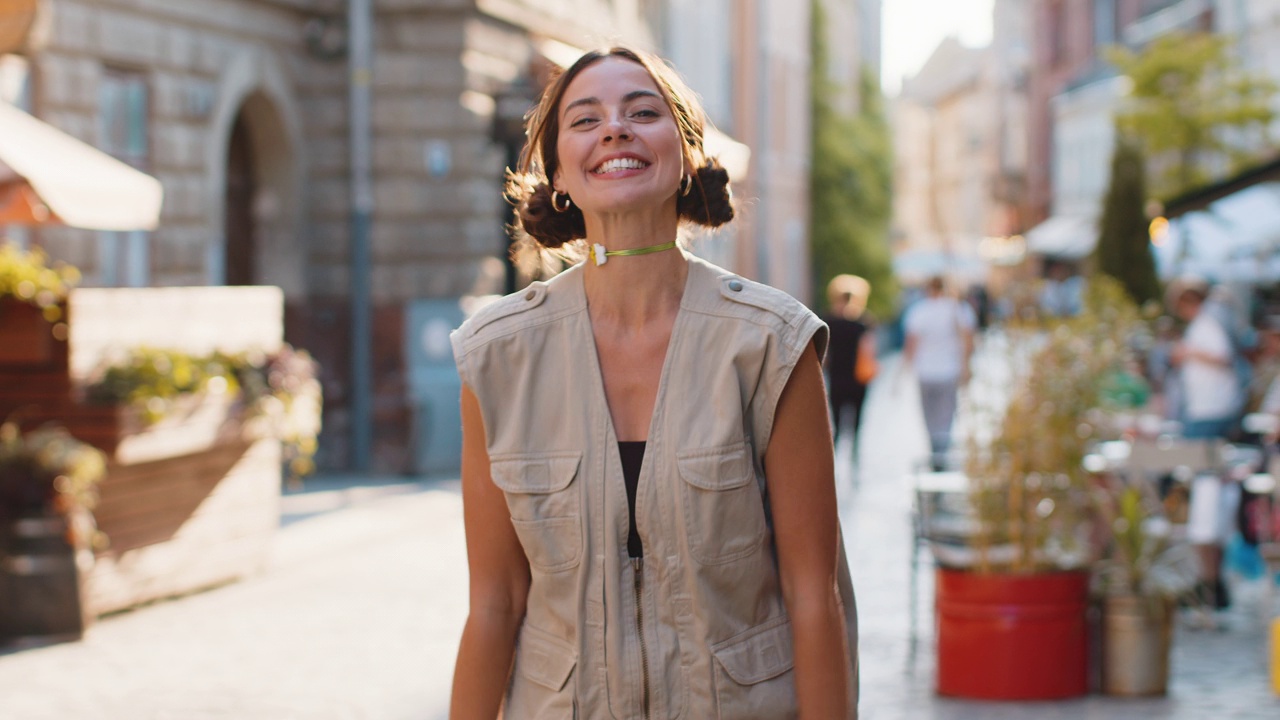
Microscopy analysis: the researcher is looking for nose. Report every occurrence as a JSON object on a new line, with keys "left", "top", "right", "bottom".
{"left": 602, "top": 113, "right": 631, "bottom": 143}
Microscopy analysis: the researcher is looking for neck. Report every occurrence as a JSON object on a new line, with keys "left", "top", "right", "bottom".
{"left": 583, "top": 246, "right": 687, "bottom": 327}
{"left": 581, "top": 203, "right": 686, "bottom": 326}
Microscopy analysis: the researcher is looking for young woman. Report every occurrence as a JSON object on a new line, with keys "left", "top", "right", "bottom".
{"left": 449, "top": 47, "right": 858, "bottom": 719}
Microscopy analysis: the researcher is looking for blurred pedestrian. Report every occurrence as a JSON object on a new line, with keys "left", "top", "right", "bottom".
{"left": 449, "top": 47, "right": 857, "bottom": 719}
{"left": 902, "top": 276, "right": 976, "bottom": 471}
{"left": 1169, "top": 278, "right": 1241, "bottom": 439}
{"left": 1243, "top": 316, "right": 1280, "bottom": 418}
{"left": 1038, "top": 260, "right": 1084, "bottom": 318}
{"left": 823, "top": 274, "right": 877, "bottom": 473}
{"left": 1168, "top": 277, "right": 1243, "bottom": 610}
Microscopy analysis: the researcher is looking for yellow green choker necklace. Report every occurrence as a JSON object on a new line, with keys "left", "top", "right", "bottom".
{"left": 588, "top": 241, "right": 679, "bottom": 267}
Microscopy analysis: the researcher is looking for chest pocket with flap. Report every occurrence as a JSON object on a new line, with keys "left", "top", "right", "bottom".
{"left": 677, "top": 441, "right": 768, "bottom": 565}
{"left": 490, "top": 451, "right": 583, "bottom": 572}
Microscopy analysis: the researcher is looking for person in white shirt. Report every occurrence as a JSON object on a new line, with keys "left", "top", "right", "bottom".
{"left": 1171, "top": 282, "right": 1239, "bottom": 439}
{"left": 1170, "top": 279, "right": 1242, "bottom": 610}
{"left": 903, "top": 276, "right": 976, "bottom": 471}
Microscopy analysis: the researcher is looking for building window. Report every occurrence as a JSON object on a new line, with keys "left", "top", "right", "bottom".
{"left": 97, "top": 68, "right": 150, "bottom": 287}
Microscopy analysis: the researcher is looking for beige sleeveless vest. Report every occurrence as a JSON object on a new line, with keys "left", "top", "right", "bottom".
{"left": 451, "top": 254, "right": 859, "bottom": 719}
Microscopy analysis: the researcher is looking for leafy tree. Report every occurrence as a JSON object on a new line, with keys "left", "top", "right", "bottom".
{"left": 809, "top": 0, "right": 896, "bottom": 318}
{"left": 1110, "top": 32, "right": 1276, "bottom": 199}
{"left": 1093, "top": 139, "right": 1161, "bottom": 306}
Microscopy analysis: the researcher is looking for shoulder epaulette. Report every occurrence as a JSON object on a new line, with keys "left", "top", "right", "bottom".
{"left": 718, "top": 275, "right": 800, "bottom": 324}
{"left": 463, "top": 282, "right": 549, "bottom": 338}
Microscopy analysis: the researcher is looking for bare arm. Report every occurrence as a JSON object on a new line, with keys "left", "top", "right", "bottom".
{"left": 765, "top": 342, "right": 850, "bottom": 718}
{"left": 449, "top": 384, "right": 531, "bottom": 719}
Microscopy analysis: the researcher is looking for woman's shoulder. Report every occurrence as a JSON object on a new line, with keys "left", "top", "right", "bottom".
{"left": 452, "top": 264, "right": 584, "bottom": 351}
{"left": 684, "top": 254, "right": 818, "bottom": 328}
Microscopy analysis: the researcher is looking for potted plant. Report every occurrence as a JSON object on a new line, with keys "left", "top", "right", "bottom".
{"left": 0, "top": 240, "right": 79, "bottom": 364}
{"left": 1092, "top": 476, "right": 1198, "bottom": 696}
{"left": 83, "top": 344, "right": 322, "bottom": 485}
{"left": 0, "top": 420, "right": 106, "bottom": 641}
{"left": 935, "top": 276, "right": 1146, "bottom": 700}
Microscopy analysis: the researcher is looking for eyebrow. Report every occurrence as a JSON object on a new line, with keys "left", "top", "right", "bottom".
{"left": 562, "top": 89, "right": 663, "bottom": 117}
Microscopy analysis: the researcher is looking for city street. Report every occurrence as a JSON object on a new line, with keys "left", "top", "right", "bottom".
{"left": 1, "top": 356, "right": 1278, "bottom": 718}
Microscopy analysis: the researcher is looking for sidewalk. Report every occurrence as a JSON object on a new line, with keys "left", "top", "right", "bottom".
{"left": 0, "top": 479, "right": 467, "bottom": 720}
{"left": 0, "top": 354, "right": 1277, "bottom": 718}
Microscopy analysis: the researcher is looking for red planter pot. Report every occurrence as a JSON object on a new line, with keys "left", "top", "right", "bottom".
{"left": 935, "top": 567, "right": 1090, "bottom": 700}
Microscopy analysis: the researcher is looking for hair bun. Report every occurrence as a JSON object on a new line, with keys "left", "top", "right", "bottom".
{"left": 516, "top": 182, "right": 587, "bottom": 249}
{"left": 677, "top": 161, "right": 734, "bottom": 228}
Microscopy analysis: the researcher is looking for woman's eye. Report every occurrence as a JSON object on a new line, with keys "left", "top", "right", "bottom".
{"left": 570, "top": 116, "right": 598, "bottom": 128}
{"left": 631, "top": 108, "right": 660, "bottom": 119}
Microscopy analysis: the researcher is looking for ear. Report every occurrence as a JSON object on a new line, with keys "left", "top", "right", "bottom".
{"left": 551, "top": 167, "right": 563, "bottom": 194}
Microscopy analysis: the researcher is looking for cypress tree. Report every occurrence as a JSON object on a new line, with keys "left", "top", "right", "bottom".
{"left": 1094, "top": 138, "right": 1161, "bottom": 306}
{"left": 809, "top": 0, "right": 896, "bottom": 317}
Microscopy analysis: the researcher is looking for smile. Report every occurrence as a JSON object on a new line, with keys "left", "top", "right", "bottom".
{"left": 592, "top": 157, "right": 650, "bottom": 174}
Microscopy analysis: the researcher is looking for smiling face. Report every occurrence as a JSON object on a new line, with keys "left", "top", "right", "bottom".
{"left": 551, "top": 56, "right": 688, "bottom": 217}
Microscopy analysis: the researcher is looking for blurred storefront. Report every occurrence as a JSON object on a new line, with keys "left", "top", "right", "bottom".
{"left": 1156, "top": 156, "right": 1280, "bottom": 284}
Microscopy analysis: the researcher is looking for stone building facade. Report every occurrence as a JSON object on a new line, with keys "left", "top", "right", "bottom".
{"left": 4, "top": 0, "right": 654, "bottom": 472}
{"left": 891, "top": 37, "right": 1023, "bottom": 278}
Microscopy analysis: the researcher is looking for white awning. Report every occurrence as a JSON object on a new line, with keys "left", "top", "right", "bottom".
{"left": 534, "top": 39, "right": 751, "bottom": 181}
{"left": 0, "top": 101, "right": 163, "bottom": 230}
{"left": 1025, "top": 214, "right": 1097, "bottom": 259}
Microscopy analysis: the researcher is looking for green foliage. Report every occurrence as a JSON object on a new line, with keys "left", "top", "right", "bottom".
{"left": 1110, "top": 32, "right": 1277, "bottom": 199}
{"left": 809, "top": 0, "right": 897, "bottom": 318}
{"left": 1093, "top": 140, "right": 1162, "bottom": 306}
{"left": 0, "top": 421, "right": 107, "bottom": 527}
{"left": 1093, "top": 480, "right": 1198, "bottom": 601}
{"left": 966, "top": 277, "right": 1145, "bottom": 573}
{"left": 87, "top": 345, "right": 323, "bottom": 484}
{"left": 0, "top": 240, "right": 80, "bottom": 322}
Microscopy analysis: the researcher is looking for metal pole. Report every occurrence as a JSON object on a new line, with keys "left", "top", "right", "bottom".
{"left": 348, "top": 0, "right": 374, "bottom": 471}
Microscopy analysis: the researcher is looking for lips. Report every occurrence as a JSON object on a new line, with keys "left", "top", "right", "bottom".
{"left": 591, "top": 155, "right": 650, "bottom": 175}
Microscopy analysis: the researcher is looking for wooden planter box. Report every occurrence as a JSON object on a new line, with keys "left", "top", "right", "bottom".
{"left": 0, "top": 286, "right": 286, "bottom": 636}
{"left": 0, "top": 298, "right": 58, "bottom": 365}
{"left": 0, "top": 510, "right": 94, "bottom": 642}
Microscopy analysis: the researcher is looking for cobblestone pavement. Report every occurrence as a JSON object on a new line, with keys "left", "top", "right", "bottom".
{"left": 0, "top": 354, "right": 1278, "bottom": 718}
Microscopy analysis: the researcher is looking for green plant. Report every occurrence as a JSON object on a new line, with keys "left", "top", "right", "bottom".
{"left": 1093, "top": 139, "right": 1162, "bottom": 307}
{"left": 0, "top": 240, "right": 81, "bottom": 322}
{"left": 1092, "top": 479, "right": 1198, "bottom": 603}
{"left": 1110, "top": 31, "right": 1276, "bottom": 199}
{"left": 809, "top": 0, "right": 897, "bottom": 318}
{"left": 0, "top": 420, "right": 106, "bottom": 529}
{"left": 965, "top": 276, "right": 1146, "bottom": 573}
{"left": 86, "top": 345, "right": 322, "bottom": 484}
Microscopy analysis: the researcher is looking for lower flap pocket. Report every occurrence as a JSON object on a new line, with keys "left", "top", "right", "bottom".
{"left": 514, "top": 623, "right": 578, "bottom": 691}
{"left": 711, "top": 616, "right": 795, "bottom": 685}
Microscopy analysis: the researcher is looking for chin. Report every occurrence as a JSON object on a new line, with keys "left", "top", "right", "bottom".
{"left": 581, "top": 190, "right": 671, "bottom": 215}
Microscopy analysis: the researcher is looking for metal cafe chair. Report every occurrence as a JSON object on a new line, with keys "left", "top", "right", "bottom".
{"left": 908, "top": 467, "right": 974, "bottom": 644}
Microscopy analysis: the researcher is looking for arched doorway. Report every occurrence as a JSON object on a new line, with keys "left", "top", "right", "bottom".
{"left": 217, "top": 92, "right": 300, "bottom": 295}
{"left": 224, "top": 112, "right": 256, "bottom": 285}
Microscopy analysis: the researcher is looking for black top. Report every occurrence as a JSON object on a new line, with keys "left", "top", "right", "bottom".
{"left": 618, "top": 441, "right": 645, "bottom": 558}
{"left": 823, "top": 315, "right": 869, "bottom": 393}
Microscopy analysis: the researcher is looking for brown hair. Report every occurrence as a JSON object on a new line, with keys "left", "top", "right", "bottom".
{"left": 506, "top": 47, "right": 735, "bottom": 250}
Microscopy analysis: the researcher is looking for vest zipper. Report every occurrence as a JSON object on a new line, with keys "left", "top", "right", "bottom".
{"left": 632, "top": 556, "right": 651, "bottom": 720}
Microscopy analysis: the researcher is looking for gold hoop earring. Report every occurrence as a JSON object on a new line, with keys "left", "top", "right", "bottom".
{"left": 551, "top": 190, "right": 572, "bottom": 213}
{"left": 680, "top": 174, "right": 693, "bottom": 197}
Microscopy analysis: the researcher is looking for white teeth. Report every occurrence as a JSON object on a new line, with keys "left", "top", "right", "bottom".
{"left": 593, "top": 157, "right": 648, "bottom": 174}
